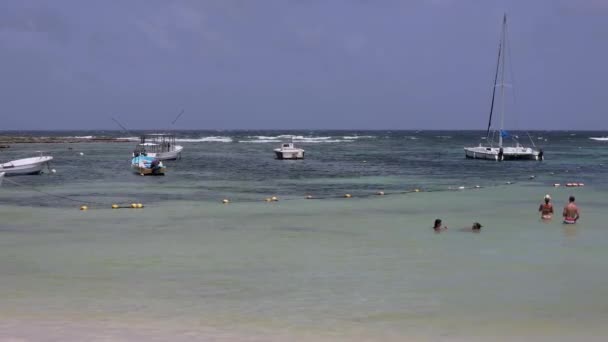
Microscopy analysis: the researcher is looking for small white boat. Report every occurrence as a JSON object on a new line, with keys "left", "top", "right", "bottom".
{"left": 131, "top": 155, "right": 166, "bottom": 176}
{"left": 274, "top": 143, "right": 305, "bottom": 160}
{"left": 464, "top": 14, "right": 543, "bottom": 162}
{"left": 0, "top": 172, "right": 5, "bottom": 186}
{"left": 133, "top": 134, "right": 183, "bottom": 160}
{"left": 0, "top": 153, "right": 53, "bottom": 175}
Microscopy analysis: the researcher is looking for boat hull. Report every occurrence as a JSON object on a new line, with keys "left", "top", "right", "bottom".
{"left": 275, "top": 150, "right": 304, "bottom": 160}
{"left": 0, "top": 156, "right": 53, "bottom": 175}
{"left": 145, "top": 145, "right": 184, "bottom": 160}
{"left": 464, "top": 146, "right": 541, "bottom": 161}
{"left": 131, "top": 164, "right": 166, "bottom": 176}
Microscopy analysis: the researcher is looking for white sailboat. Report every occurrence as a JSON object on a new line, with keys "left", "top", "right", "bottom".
{"left": 465, "top": 14, "right": 543, "bottom": 161}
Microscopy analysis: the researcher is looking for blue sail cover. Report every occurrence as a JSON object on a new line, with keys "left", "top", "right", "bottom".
{"left": 500, "top": 130, "right": 510, "bottom": 138}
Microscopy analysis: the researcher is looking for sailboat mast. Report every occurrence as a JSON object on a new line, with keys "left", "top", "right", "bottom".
{"left": 485, "top": 29, "right": 502, "bottom": 142}
{"left": 498, "top": 14, "right": 507, "bottom": 148}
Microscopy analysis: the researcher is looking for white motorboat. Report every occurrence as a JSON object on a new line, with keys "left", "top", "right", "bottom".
{"left": 274, "top": 142, "right": 305, "bottom": 160}
{"left": 590, "top": 137, "right": 608, "bottom": 142}
{"left": 0, "top": 153, "right": 53, "bottom": 175}
{"left": 464, "top": 14, "right": 543, "bottom": 161}
{"left": 133, "top": 134, "right": 183, "bottom": 160}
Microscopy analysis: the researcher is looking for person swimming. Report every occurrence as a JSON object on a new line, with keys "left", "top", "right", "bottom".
{"left": 459, "top": 222, "right": 483, "bottom": 232}
{"left": 563, "top": 195, "right": 580, "bottom": 224}
{"left": 539, "top": 194, "right": 554, "bottom": 220}
{"left": 433, "top": 219, "right": 447, "bottom": 232}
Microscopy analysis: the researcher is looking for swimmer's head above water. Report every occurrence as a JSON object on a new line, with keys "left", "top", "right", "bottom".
{"left": 434, "top": 219, "right": 442, "bottom": 229}
{"left": 472, "top": 222, "right": 482, "bottom": 230}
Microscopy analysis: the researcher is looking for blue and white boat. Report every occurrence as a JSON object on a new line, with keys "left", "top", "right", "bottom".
{"left": 131, "top": 155, "right": 166, "bottom": 176}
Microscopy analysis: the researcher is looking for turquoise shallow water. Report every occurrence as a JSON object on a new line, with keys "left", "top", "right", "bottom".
{"left": 1, "top": 131, "right": 608, "bottom": 340}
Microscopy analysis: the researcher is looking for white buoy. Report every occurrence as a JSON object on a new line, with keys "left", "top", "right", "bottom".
{"left": 458, "top": 186, "right": 465, "bottom": 190}
{"left": 79, "top": 152, "right": 84, "bottom": 156}
{"left": 51, "top": 169, "right": 56, "bottom": 173}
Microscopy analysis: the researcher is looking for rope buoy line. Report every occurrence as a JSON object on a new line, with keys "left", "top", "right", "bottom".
{"left": 3, "top": 174, "right": 586, "bottom": 209}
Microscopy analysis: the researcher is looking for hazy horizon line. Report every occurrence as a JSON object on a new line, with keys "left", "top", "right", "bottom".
{"left": 1, "top": 129, "right": 607, "bottom": 133}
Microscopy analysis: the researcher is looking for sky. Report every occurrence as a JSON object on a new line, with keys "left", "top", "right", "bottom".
{"left": 1, "top": 0, "right": 607, "bottom": 130}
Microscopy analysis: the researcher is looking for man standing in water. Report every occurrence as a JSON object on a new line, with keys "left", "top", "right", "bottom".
{"left": 563, "top": 195, "right": 580, "bottom": 224}
{"left": 539, "top": 194, "right": 554, "bottom": 220}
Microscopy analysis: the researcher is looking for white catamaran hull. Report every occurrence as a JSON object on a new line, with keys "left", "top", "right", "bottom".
{"left": 0, "top": 156, "right": 53, "bottom": 175}
{"left": 464, "top": 146, "right": 541, "bottom": 161}
{"left": 145, "top": 145, "right": 183, "bottom": 160}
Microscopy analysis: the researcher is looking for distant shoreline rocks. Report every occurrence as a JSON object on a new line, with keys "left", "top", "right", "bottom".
{"left": 0, "top": 136, "right": 132, "bottom": 144}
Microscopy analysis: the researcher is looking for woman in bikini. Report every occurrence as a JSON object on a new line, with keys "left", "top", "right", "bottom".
{"left": 539, "top": 194, "right": 554, "bottom": 220}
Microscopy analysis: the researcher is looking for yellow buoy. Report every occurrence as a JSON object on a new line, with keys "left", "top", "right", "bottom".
{"left": 414, "top": 189, "right": 420, "bottom": 192}
{"left": 136, "top": 203, "right": 143, "bottom": 208}
{"left": 376, "top": 191, "right": 385, "bottom": 196}
{"left": 344, "top": 194, "right": 352, "bottom": 198}
{"left": 265, "top": 198, "right": 272, "bottom": 202}
{"left": 80, "top": 205, "right": 88, "bottom": 211}
{"left": 222, "top": 199, "right": 230, "bottom": 204}
{"left": 131, "top": 203, "right": 137, "bottom": 208}
{"left": 111, "top": 204, "right": 119, "bottom": 209}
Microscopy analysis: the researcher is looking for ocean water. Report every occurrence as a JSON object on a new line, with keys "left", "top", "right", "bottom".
{"left": 1, "top": 130, "right": 608, "bottom": 341}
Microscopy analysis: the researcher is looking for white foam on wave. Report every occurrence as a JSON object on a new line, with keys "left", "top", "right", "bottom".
{"left": 239, "top": 139, "right": 279, "bottom": 143}
{"left": 343, "top": 135, "right": 375, "bottom": 140}
{"left": 249, "top": 136, "right": 280, "bottom": 140}
{"left": 590, "top": 137, "right": 608, "bottom": 141}
{"left": 239, "top": 139, "right": 350, "bottom": 144}
{"left": 246, "top": 135, "right": 333, "bottom": 142}
{"left": 175, "top": 137, "right": 233, "bottom": 143}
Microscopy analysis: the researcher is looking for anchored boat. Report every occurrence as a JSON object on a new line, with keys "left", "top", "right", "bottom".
{"left": 274, "top": 142, "right": 305, "bottom": 160}
{"left": 464, "top": 14, "right": 543, "bottom": 161}
{"left": 131, "top": 154, "right": 166, "bottom": 176}
{"left": 0, "top": 152, "right": 53, "bottom": 175}
{"left": 133, "top": 134, "right": 183, "bottom": 160}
